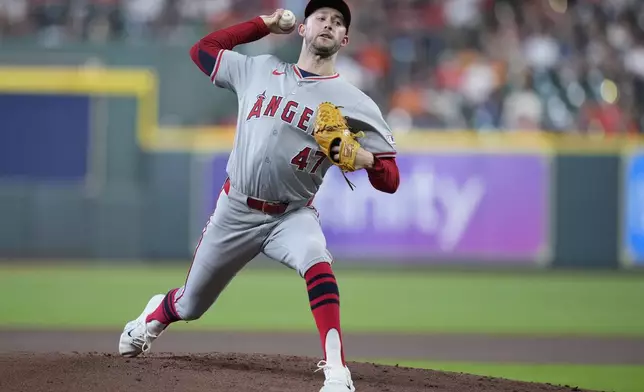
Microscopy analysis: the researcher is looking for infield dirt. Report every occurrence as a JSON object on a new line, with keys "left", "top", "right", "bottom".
{"left": 3, "top": 330, "right": 641, "bottom": 392}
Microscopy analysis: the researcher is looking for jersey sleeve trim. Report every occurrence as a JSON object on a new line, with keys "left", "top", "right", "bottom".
{"left": 209, "top": 49, "right": 225, "bottom": 83}
{"left": 373, "top": 152, "right": 397, "bottom": 158}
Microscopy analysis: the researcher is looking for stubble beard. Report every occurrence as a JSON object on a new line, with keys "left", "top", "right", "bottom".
{"left": 307, "top": 36, "right": 340, "bottom": 58}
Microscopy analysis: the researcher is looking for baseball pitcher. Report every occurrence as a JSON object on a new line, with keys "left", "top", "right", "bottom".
{"left": 118, "top": 1, "right": 400, "bottom": 391}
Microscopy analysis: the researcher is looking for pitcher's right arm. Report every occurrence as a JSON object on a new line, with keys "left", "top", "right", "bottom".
{"left": 189, "top": 10, "right": 294, "bottom": 93}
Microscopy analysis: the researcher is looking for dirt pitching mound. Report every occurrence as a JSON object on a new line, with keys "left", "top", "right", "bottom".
{"left": 0, "top": 352, "right": 597, "bottom": 392}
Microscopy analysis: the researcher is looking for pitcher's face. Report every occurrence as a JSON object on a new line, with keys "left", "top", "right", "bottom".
{"left": 299, "top": 7, "right": 349, "bottom": 57}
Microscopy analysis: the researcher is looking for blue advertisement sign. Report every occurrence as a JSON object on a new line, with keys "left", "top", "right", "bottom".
{"left": 624, "top": 151, "right": 644, "bottom": 266}
{"left": 204, "top": 152, "right": 549, "bottom": 264}
{"left": 0, "top": 93, "right": 90, "bottom": 180}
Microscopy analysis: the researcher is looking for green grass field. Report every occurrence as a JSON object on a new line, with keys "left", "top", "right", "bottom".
{"left": 371, "top": 361, "right": 644, "bottom": 392}
{"left": 2, "top": 264, "right": 643, "bottom": 335}
{"left": 2, "top": 264, "right": 644, "bottom": 392}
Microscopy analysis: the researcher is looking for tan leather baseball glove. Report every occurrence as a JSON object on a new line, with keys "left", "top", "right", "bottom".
{"left": 313, "top": 102, "right": 365, "bottom": 172}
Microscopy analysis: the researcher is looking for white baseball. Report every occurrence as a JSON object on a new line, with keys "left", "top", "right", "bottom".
{"left": 279, "top": 10, "right": 296, "bottom": 30}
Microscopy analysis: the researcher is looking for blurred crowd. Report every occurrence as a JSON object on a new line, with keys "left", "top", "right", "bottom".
{"left": 1, "top": 0, "right": 644, "bottom": 134}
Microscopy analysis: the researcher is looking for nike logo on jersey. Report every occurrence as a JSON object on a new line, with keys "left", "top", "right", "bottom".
{"left": 246, "top": 93, "right": 314, "bottom": 132}
{"left": 272, "top": 69, "right": 285, "bottom": 76}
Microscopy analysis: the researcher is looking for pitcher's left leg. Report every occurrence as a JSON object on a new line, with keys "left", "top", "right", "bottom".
{"left": 262, "top": 207, "right": 355, "bottom": 392}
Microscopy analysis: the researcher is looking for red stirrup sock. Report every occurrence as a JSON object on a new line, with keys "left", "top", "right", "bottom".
{"left": 304, "top": 262, "right": 346, "bottom": 366}
{"left": 145, "top": 288, "right": 181, "bottom": 326}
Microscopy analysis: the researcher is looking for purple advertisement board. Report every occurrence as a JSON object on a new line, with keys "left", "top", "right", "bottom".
{"left": 206, "top": 153, "right": 549, "bottom": 264}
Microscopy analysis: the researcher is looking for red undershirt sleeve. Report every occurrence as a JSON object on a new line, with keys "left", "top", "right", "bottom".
{"left": 189, "top": 16, "right": 270, "bottom": 77}
{"left": 366, "top": 157, "right": 400, "bottom": 194}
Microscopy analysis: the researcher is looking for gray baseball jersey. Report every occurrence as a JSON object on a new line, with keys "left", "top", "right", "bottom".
{"left": 168, "top": 49, "right": 398, "bottom": 322}
{"left": 211, "top": 49, "right": 397, "bottom": 202}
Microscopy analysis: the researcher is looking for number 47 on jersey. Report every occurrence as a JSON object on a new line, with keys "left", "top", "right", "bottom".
{"left": 291, "top": 147, "right": 326, "bottom": 174}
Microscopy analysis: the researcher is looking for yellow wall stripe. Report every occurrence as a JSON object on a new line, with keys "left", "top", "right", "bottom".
{"left": 2, "top": 66, "right": 644, "bottom": 154}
